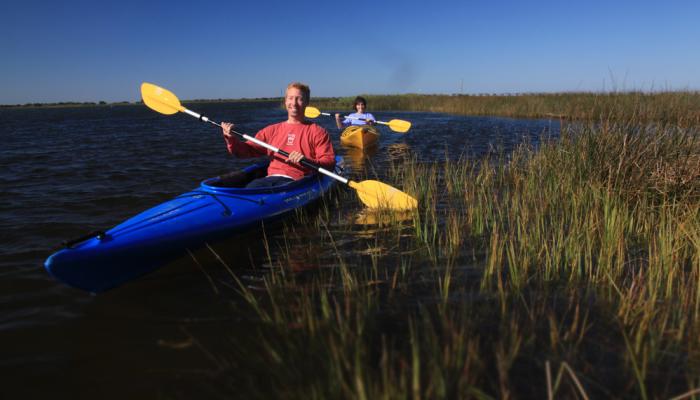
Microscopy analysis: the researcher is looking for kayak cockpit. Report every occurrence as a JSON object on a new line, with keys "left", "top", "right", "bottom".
{"left": 201, "top": 156, "right": 345, "bottom": 193}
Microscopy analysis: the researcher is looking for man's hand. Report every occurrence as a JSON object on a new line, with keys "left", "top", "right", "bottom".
{"left": 286, "top": 151, "right": 304, "bottom": 165}
{"left": 221, "top": 122, "right": 235, "bottom": 138}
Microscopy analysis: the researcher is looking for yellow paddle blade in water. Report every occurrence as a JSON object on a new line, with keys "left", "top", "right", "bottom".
{"left": 349, "top": 180, "right": 418, "bottom": 211}
{"left": 304, "top": 106, "right": 321, "bottom": 118}
{"left": 388, "top": 119, "right": 411, "bottom": 133}
{"left": 141, "top": 82, "right": 184, "bottom": 115}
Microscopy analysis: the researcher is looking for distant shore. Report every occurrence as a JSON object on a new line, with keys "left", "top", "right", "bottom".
{"left": 0, "top": 97, "right": 283, "bottom": 109}
{"left": 4, "top": 91, "right": 699, "bottom": 125}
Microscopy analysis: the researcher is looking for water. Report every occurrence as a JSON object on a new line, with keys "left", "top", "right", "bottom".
{"left": 0, "top": 103, "right": 558, "bottom": 398}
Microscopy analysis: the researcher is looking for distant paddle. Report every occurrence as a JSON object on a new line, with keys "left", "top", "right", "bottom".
{"left": 141, "top": 83, "right": 418, "bottom": 211}
{"left": 305, "top": 106, "right": 411, "bottom": 133}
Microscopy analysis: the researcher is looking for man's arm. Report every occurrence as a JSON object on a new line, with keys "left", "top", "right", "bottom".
{"left": 308, "top": 126, "right": 336, "bottom": 170}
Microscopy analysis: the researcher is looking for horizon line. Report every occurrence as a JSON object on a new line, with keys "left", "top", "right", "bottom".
{"left": 2, "top": 89, "right": 699, "bottom": 108}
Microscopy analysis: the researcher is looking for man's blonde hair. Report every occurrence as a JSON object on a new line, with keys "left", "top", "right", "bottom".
{"left": 286, "top": 82, "right": 310, "bottom": 103}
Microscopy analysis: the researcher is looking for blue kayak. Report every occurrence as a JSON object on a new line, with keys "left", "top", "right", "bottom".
{"left": 45, "top": 156, "right": 344, "bottom": 293}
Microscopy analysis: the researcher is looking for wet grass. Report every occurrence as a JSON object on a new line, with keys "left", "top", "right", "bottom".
{"left": 185, "top": 107, "right": 699, "bottom": 398}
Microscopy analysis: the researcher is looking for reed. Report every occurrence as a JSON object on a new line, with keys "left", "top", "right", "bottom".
{"left": 192, "top": 107, "right": 700, "bottom": 398}
{"left": 314, "top": 91, "right": 700, "bottom": 127}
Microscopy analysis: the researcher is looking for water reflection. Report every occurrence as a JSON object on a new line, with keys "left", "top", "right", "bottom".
{"left": 339, "top": 142, "right": 413, "bottom": 174}
{"left": 386, "top": 142, "right": 412, "bottom": 163}
{"left": 340, "top": 144, "right": 378, "bottom": 170}
{"left": 354, "top": 208, "right": 413, "bottom": 226}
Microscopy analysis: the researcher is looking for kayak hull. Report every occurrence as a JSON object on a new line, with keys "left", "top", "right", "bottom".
{"left": 45, "top": 157, "right": 344, "bottom": 292}
{"left": 340, "top": 126, "right": 379, "bottom": 149}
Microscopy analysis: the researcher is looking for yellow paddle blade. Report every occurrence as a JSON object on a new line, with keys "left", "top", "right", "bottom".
{"left": 141, "top": 82, "right": 184, "bottom": 115}
{"left": 388, "top": 119, "right": 411, "bottom": 133}
{"left": 348, "top": 180, "right": 418, "bottom": 211}
{"left": 304, "top": 106, "right": 321, "bottom": 118}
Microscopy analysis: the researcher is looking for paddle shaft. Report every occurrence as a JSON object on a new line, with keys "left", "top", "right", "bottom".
{"left": 180, "top": 108, "right": 351, "bottom": 185}
{"left": 345, "top": 115, "right": 391, "bottom": 126}
{"left": 325, "top": 111, "right": 399, "bottom": 128}
{"left": 315, "top": 110, "right": 376, "bottom": 122}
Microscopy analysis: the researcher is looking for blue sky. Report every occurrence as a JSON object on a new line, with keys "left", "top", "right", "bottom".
{"left": 2, "top": 0, "right": 699, "bottom": 104}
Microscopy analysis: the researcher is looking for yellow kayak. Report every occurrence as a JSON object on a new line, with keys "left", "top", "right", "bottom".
{"left": 340, "top": 125, "right": 379, "bottom": 149}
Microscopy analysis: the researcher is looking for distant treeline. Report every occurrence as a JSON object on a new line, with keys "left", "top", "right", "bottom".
{"left": 0, "top": 101, "right": 133, "bottom": 108}
{"left": 311, "top": 91, "right": 700, "bottom": 127}
{"left": 186, "top": 97, "right": 282, "bottom": 103}
{"left": 7, "top": 92, "right": 700, "bottom": 126}
{"left": 0, "top": 97, "right": 284, "bottom": 109}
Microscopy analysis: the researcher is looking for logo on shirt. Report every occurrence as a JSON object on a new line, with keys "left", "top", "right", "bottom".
{"left": 287, "top": 133, "right": 296, "bottom": 146}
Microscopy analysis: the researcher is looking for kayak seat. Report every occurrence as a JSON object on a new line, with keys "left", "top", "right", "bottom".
{"left": 214, "top": 168, "right": 266, "bottom": 188}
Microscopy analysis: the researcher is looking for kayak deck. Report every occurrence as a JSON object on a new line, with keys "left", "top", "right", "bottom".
{"left": 45, "top": 156, "right": 344, "bottom": 292}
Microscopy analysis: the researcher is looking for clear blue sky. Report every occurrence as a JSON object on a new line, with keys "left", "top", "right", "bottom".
{"left": 2, "top": 0, "right": 699, "bottom": 104}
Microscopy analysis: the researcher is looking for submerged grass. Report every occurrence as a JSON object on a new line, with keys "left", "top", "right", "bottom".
{"left": 185, "top": 100, "right": 699, "bottom": 398}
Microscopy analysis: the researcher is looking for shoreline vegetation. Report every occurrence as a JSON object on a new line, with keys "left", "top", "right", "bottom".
{"left": 5, "top": 90, "right": 699, "bottom": 125}
{"left": 312, "top": 91, "right": 700, "bottom": 127}
{"left": 191, "top": 91, "right": 698, "bottom": 397}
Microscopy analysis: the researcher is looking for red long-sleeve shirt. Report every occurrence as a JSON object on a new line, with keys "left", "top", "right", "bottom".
{"left": 223, "top": 121, "right": 335, "bottom": 181}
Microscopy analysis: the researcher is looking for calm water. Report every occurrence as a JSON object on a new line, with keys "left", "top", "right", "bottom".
{"left": 0, "top": 102, "right": 558, "bottom": 398}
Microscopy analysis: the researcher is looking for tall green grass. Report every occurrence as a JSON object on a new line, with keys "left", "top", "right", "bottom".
{"left": 190, "top": 100, "right": 699, "bottom": 398}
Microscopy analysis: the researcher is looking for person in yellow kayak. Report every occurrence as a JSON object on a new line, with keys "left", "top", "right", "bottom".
{"left": 335, "top": 96, "right": 376, "bottom": 129}
{"left": 221, "top": 82, "right": 335, "bottom": 188}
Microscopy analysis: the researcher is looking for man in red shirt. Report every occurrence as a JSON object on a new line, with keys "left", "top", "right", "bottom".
{"left": 221, "top": 82, "right": 335, "bottom": 188}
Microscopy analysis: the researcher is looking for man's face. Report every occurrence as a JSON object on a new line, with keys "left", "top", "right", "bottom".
{"left": 285, "top": 87, "right": 308, "bottom": 119}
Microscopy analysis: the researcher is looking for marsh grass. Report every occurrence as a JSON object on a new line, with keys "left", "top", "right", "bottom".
{"left": 314, "top": 91, "right": 700, "bottom": 127}
{"left": 185, "top": 105, "right": 699, "bottom": 398}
